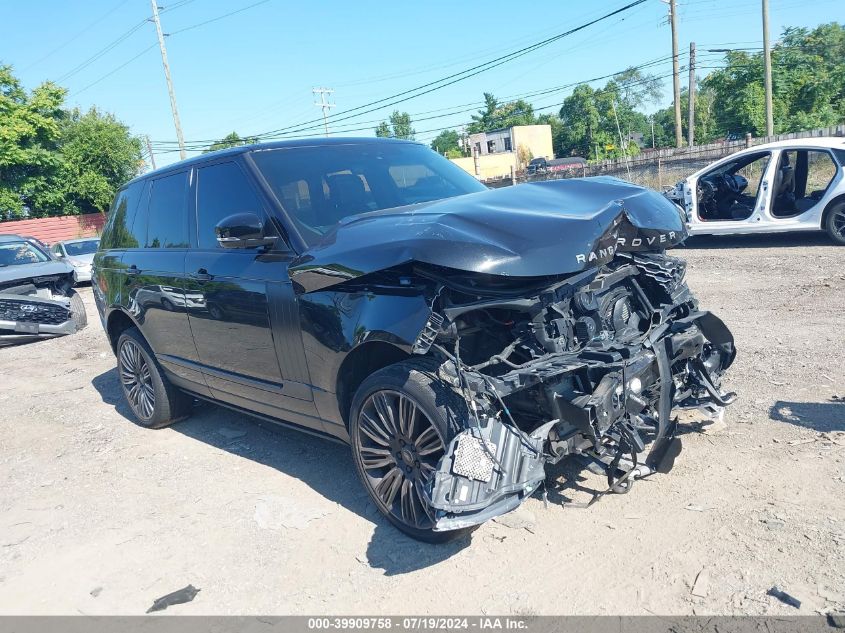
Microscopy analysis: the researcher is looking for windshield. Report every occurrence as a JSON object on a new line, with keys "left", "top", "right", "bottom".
{"left": 64, "top": 239, "right": 99, "bottom": 256}
{"left": 251, "top": 142, "right": 487, "bottom": 246}
{"left": 0, "top": 240, "right": 51, "bottom": 267}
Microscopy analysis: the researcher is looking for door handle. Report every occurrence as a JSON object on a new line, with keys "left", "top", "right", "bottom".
{"left": 126, "top": 264, "right": 141, "bottom": 276}
{"left": 192, "top": 268, "right": 214, "bottom": 282}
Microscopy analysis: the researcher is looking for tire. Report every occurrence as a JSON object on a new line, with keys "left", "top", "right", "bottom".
{"left": 116, "top": 327, "right": 192, "bottom": 429}
{"left": 349, "top": 358, "right": 476, "bottom": 543}
{"left": 67, "top": 289, "right": 87, "bottom": 331}
{"left": 824, "top": 201, "right": 845, "bottom": 245}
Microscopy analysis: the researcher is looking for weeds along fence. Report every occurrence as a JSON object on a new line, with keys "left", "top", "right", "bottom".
{"left": 491, "top": 124, "right": 845, "bottom": 191}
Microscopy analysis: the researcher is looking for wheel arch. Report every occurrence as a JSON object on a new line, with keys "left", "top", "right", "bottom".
{"left": 105, "top": 308, "right": 140, "bottom": 353}
{"left": 336, "top": 340, "right": 411, "bottom": 428}
{"left": 821, "top": 193, "right": 845, "bottom": 229}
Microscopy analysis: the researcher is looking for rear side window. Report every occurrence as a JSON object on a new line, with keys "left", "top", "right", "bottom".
{"left": 145, "top": 172, "right": 189, "bottom": 248}
{"left": 101, "top": 180, "right": 145, "bottom": 249}
{"left": 196, "top": 162, "right": 265, "bottom": 249}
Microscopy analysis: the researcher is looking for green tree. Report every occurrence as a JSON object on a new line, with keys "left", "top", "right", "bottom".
{"left": 50, "top": 107, "right": 143, "bottom": 215}
{"left": 204, "top": 131, "right": 258, "bottom": 153}
{"left": 702, "top": 22, "right": 845, "bottom": 137}
{"left": 0, "top": 64, "right": 65, "bottom": 218}
{"left": 430, "top": 129, "right": 461, "bottom": 154}
{"left": 374, "top": 111, "right": 415, "bottom": 140}
{"left": 467, "top": 93, "right": 536, "bottom": 133}
{"left": 0, "top": 64, "right": 142, "bottom": 219}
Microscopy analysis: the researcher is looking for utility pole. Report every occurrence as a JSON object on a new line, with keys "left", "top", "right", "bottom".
{"left": 688, "top": 41, "right": 696, "bottom": 147}
{"left": 668, "top": 0, "right": 683, "bottom": 148}
{"left": 149, "top": 0, "right": 186, "bottom": 160}
{"left": 762, "top": 0, "right": 774, "bottom": 136}
{"left": 312, "top": 87, "right": 335, "bottom": 137}
{"left": 145, "top": 135, "right": 157, "bottom": 170}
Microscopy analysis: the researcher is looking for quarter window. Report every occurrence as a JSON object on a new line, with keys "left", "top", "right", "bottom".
{"left": 146, "top": 172, "right": 189, "bottom": 249}
{"left": 101, "top": 180, "right": 146, "bottom": 249}
{"left": 196, "top": 162, "right": 265, "bottom": 249}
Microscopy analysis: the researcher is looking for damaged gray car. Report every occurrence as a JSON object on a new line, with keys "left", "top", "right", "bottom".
{"left": 93, "top": 139, "right": 735, "bottom": 542}
{"left": 0, "top": 235, "right": 88, "bottom": 339}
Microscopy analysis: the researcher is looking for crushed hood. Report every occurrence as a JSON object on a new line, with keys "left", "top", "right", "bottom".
{"left": 0, "top": 260, "right": 75, "bottom": 286}
{"left": 289, "top": 177, "right": 687, "bottom": 293}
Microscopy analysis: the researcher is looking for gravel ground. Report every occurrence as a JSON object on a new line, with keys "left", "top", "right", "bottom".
{"left": 0, "top": 232, "right": 843, "bottom": 616}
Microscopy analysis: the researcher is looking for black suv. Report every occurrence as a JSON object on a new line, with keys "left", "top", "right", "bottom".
{"left": 94, "top": 138, "right": 735, "bottom": 542}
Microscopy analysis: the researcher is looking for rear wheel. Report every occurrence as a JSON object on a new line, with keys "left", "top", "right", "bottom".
{"left": 116, "top": 327, "right": 191, "bottom": 428}
{"left": 350, "top": 359, "right": 475, "bottom": 543}
{"left": 824, "top": 201, "right": 845, "bottom": 245}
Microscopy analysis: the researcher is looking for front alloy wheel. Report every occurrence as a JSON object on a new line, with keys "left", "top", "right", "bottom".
{"left": 356, "top": 390, "right": 444, "bottom": 531}
{"left": 349, "top": 359, "right": 476, "bottom": 542}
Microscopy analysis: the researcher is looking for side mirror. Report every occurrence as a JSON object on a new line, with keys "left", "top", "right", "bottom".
{"left": 215, "top": 213, "right": 276, "bottom": 249}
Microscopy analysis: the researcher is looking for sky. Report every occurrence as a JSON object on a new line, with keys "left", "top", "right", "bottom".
{"left": 2, "top": 0, "right": 842, "bottom": 167}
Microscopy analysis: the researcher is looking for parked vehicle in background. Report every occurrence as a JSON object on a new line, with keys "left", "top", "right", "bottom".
{"left": 0, "top": 235, "right": 87, "bottom": 338}
{"left": 51, "top": 238, "right": 99, "bottom": 283}
{"left": 23, "top": 236, "right": 53, "bottom": 256}
{"left": 527, "top": 156, "right": 587, "bottom": 175}
{"left": 93, "top": 138, "right": 735, "bottom": 542}
{"left": 664, "top": 138, "right": 845, "bottom": 244}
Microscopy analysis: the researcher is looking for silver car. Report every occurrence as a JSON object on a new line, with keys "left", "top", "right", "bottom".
{"left": 52, "top": 238, "right": 100, "bottom": 283}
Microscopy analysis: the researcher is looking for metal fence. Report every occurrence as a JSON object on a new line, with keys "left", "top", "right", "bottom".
{"left": 485, "top": 124, "right": 845, "bottom": 191}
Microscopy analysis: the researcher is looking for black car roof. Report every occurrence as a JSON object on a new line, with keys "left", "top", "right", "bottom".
{"left": 126, "top": 136, "right": 421, "bottom": 187}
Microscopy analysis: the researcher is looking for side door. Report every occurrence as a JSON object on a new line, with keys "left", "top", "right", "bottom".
{"left": 185, "top": 159, "right": 319, "bottom": 429}
{"left": 122, "top": 170, "right": 210, "bottom": 396}
{"left": 687, "top": 150, "right": 776, "bottom": 235}
{"left": 766, "top": 148, "right": 841, "bottom": 229}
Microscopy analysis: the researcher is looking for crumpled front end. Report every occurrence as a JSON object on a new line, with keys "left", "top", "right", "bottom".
{"left": 410, "top": 252, "right": 735, "bottom": 531}
{"left": 0, "top": 273, "right": 85, "bottom": 337}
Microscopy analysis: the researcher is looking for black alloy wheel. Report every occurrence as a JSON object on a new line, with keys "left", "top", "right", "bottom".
{"left": 349, "top": 359, "right": 475, "bottom": 542}
{"left": 115, "top": 327, "right": 192, "bottom": 429}
{"left": 356, "top": 390, "right": 444, "bottom": 531}
{"left": 828, "top": 203, "right": 845, "bottom": 244}
{"left": 119, "top": 337, "right": 155, "bottom": 421}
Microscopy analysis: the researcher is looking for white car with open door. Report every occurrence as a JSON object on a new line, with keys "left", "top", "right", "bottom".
{"left": 664, "top": 138, "right": 845, "bottom": 244}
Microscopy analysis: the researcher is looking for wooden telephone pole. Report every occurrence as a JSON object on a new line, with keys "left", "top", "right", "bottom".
{"left": 149, "top": 0, "right": 186, "bottom": 160}
{"left": 669, "top": 0, "right": 683, "bottom": 148}
{"left": 688, "top": 42, "right": 696, "bottom": 147}
{"left": 762, "top": 0, "right": 774, "bottom": 136}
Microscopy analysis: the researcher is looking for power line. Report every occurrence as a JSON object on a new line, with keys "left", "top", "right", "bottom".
{"left": 64, "top": 0, "right": 269, "bottom": 99}
{"left": 54, "top": 18, "right": 149, "bottom": 83}
{"left": 22, "top": 0, "right": 133, "bottom": 71}
{"left": 248, "top": 0, "right": 648, "bottom": 140}
{"left": 167, "top": 0, "right": 271, "bottom": 35}
{"left": 152, "top": 54, "right": 679, "bottom": 147}
{"left": 69, "top": 43, "right": 158, "bottom": 96}
{"left": 151, "top": 59, "right": 690, "bottom": 151}
{"left": 151, "top": 0, "right": 648, "bottom": 148}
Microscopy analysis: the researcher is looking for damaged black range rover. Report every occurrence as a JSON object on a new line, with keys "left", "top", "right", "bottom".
{"left": 93, "top": 138, "right": 735, "bottom": 542}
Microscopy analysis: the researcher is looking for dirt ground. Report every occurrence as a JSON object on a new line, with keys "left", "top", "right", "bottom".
{"left": 0, "top": 232, "right": 843, "bottom": 616}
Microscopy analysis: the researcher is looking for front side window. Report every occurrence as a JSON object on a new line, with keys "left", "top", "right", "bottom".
{"left": 145, "top": 172, "right": 189, "bottom": 248}
{"left": 251, "top": 142, "right": 486, "bottom": 246}
{"left": 698, "top": 152, "right": 770, "bottom": 221}
{"left": 196, "top": 162, "right": 265, "bottom": 249}
{"left": 0, "top": 240, "right": 51, "bottom": 267}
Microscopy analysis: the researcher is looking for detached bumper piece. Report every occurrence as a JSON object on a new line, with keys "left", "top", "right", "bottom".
{"left": 427, "top": 419, "right": 556, "bottom": 531}
{"left": 0, "top": 294, "right": 77, "bottom": 336}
